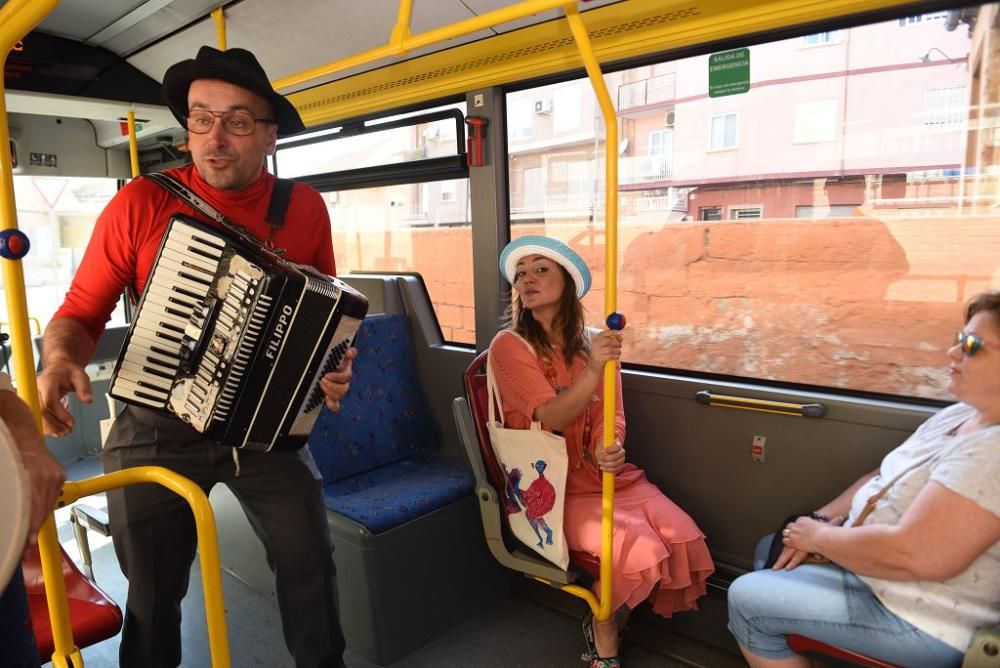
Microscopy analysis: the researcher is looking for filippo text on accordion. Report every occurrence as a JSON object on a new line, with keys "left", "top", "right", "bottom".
{"left": 108, "top": 215, "right": 369, "bottom": 451}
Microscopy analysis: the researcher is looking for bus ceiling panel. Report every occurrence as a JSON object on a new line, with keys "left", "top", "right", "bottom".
{"left": 123, "top": 0, "right": 506, "bottom": 89}
{"left": 255, "top": 0, "right": 495, "bottom": 86}
{"left": 462, "top": 0, "right": 625, "bottom": 34}
{"left": 25, "top": 0, "right": 150, "bottom": 46}
{"left": 16, "top": 0, "right": 632, "bottom": 103}
{"left": 91, "top": 0, "right": 230, "bottom": 57}
{"left": 29, "top": 0, "right": 228, "bottom": 57}
{"left": 285, "top": 0, "right": 934, "bottom": 127}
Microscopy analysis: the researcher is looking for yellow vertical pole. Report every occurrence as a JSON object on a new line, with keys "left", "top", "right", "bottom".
{"left": 211, "top": 7, "right": 227, "bottom": 51}
{"left": 0, "top": 2, "right": 85, "bottom": 666}
{"left": 389, "top": 0, "right": 414, "bottom": 53}
{"left": 494, "top": 0, "right": 618, "bottom": 623}
{"left": 565, "top": 2, "right": 618, "bottom": 623}
{"left": 126, "top": 111, "right": 140, "bottom": 177}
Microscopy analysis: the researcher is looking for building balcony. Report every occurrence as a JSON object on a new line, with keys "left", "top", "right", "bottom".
{"left": 619, "top": 155, "right": 672, "bottom": 184}
{"left": 618, "top": 74, "right": 676, "bottom": 110}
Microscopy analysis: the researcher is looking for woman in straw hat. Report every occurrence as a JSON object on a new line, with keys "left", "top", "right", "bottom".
{"left": 489, "top": 235, "right": 714, "bottom": 668}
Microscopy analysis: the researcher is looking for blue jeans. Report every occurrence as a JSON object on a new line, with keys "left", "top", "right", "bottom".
{"left": 728, "top": 563, "right": 963, "bottom": 667}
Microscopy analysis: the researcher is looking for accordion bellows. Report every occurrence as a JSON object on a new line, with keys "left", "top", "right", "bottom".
{"left": 108, "top": 215, "right": 368, "bottom": 451}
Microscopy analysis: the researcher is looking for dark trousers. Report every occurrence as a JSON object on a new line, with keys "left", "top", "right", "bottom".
{"left": 0, "top": 567, "right": 40, "bottom": 668}
{"left": 103, "top": 406, "right": 345, "bottom": 668}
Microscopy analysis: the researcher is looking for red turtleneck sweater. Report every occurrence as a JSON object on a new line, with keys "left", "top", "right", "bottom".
{"left": 53, "top": 164, "right": 336, "bottom": 343}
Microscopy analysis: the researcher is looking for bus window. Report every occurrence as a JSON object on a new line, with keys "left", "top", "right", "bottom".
{"left": 1, "top": 176, "right": 124, "bottom": 338}
{"left": 506, "top": 6, "right": 998, "bottom": 400}
{"left": 275, "top": 104, "right": 474, "bottom": 344}
{"left": 323, "top": 179, "right": 473, "bottom": 343}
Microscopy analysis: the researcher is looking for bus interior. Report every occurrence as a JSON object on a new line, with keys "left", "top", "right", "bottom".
{"left": 2, "top": 0, "right": 999, "bottom": 666}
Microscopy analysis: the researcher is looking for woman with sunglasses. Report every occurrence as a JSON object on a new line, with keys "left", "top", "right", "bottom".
{"left": 727, "top": 291, "right": 1000, "bottom": 668}
{"left": 489, "top": 236, "right": 714, "bottom": 668}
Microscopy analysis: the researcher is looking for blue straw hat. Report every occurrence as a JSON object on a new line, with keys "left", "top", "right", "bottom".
{"left": 499, "top": 236, "right": 592, "bottom": 299}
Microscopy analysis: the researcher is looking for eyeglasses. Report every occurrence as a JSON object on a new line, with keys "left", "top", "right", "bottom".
{"left": 185, "top": 109, "right": 274, "bottom": 136}
{"left": 954, "top": 331, "right": 985, "bottom": 356}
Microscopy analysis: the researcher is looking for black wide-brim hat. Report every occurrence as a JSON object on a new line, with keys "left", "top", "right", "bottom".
{"left": 161, "top": 46, "right": 305, "bottom": 138}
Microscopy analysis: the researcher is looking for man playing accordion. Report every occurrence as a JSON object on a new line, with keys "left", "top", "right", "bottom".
{"left": 37, "top": 46, "right": 352, "bottom": 668}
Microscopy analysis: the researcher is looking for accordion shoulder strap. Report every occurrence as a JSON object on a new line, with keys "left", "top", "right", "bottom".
{"left": 265, "top": 178, "right": 294, "bottom": 230}
{"left": 143, "top": 172, "right": 241, "bottom": 233}
{"left": 143, "top": 171, "right": 293, "bottom": 254}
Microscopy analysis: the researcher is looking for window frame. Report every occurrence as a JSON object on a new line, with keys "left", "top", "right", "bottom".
{"left": 699, "top": 206, "right": 723, "bottom": 221}
{"left": 275, "top": 108, "right": 469, "bottom": 192}
{"left": 800, "top": 30, "right": 842, "bottom": 46}
{"left": 708, "top": 112, "right": 739, "bottom": 151}
{"left": 729, "top": 205, "right": 763, "bottom": 220}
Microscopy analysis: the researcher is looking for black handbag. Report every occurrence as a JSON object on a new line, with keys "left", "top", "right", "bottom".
{"left": 763, "top": 453, "right": 939, "bottom": 569}
{"left": 762, "top": 512, "right": 831, "bottom": 569}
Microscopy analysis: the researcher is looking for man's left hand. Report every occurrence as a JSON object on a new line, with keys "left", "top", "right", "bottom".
{"left": 319, "top": 347, "right": 357, "bottom": 412}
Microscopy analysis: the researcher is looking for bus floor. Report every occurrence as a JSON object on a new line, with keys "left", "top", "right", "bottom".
{"left": 47, "top": 456, "right": 744, "bottom": 668}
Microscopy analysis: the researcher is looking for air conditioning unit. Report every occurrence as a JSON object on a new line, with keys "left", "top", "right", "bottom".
{"left": 534, "top": 98, "right": 553, "bottom": 114}
{"left": 664, "top": 110, "right": 676, "bottom": 127}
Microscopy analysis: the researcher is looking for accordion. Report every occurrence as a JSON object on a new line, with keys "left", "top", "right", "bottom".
{"left": 108, "top": 215, "right": 369, "bottom": 452}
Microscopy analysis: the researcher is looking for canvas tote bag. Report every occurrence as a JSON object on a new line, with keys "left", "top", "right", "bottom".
{"left": 486, "top": 339, "right": 570, "bottom": 570}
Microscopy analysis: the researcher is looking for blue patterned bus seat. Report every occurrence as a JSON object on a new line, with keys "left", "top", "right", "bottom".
{"left": 308, "top": 313, "right": 474, "bottom": 533}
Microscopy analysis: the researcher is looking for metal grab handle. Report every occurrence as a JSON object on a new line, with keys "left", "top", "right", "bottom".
{"left": 38, "top": 466, "right": 232, "bottom": 668}
{"left": 695, "top": 390, "right": 826, "bottom": 418}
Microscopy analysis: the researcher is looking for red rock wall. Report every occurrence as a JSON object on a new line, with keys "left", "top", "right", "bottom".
{"left": 334, "top": 216, "right": 996, "bottom": 399}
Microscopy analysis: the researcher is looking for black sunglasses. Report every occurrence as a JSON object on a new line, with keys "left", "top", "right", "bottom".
{"left": 955, "top": 331, "right": 985, "bottom": 356}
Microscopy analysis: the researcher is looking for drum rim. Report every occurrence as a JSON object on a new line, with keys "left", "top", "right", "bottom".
{"left": 0, "top": 419, "right": 31, "bottom": 592}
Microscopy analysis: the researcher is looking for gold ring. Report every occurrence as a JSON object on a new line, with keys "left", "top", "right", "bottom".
{"left": 782, "top": 528, "right": 791, "bottom": 538}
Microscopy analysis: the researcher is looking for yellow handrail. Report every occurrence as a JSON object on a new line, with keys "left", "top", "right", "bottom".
{"left": 56, "top": 467, "right": 232, "bottom": 668}
{"left": 2, "top": 0, "right": 625, "bottom": 648}
{"left": 212, "top": 7, "right": 227, "bottom": 51}
{"left": 559, "top": 2, "right": 618, "bottom": 623}
{"left": 388, "top": 0, "right": 414, "bottom": 52}
{"left": 272, "top": 0, "right": 581, "bottom": 91}
{"left": 1, "top": 4, "right": 231, "bottom": 666}
{"left": 0, "top": 1, "right": 69, "bottom": 659}
{"left": 0, "top": 317, "right": 41, "bottom": 336}
{"left": 126, "top": 111, "right": 140, "bottom": 178}
{"left": 309, "top": 0, "right": 620, "bottom": 621}
{"left": 0, "top": 2, "right": 54, "bottom": 415}
{"left": 327, "top": 0, "right": 619, "bottom": 621}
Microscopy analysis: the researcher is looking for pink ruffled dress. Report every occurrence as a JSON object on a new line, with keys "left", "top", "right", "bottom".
{"left": 489, "top": 331, "right": 714, "bottom": 616}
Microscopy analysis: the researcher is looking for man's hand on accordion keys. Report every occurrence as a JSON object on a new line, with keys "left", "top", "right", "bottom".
{"left": 319, "top": 346, "right": 357, "bottom": 413}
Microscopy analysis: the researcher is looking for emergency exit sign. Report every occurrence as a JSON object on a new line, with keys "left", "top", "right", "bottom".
{"left": 709, "top": 48, "right": 750, "bottom": 98}
{"left": 119, "top": 121, "right": 145, "bottom": 135}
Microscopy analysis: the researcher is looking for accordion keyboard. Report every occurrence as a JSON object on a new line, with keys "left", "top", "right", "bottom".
{"left": 110, "top": 222, "right": 225, "bottom": 408}
{"left": 173, "top": 261, "right": 273, "bottom": 431}
{"left": 109, "top": 215, "right": 370, "bottom": 451}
